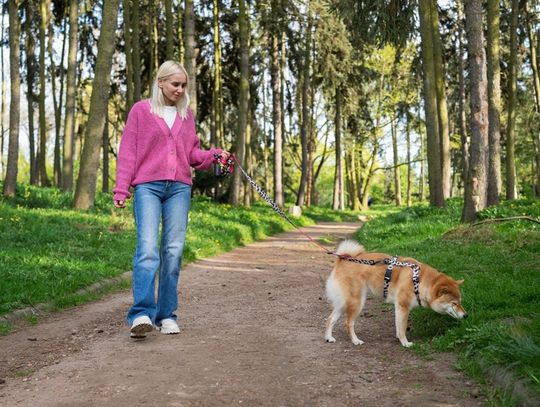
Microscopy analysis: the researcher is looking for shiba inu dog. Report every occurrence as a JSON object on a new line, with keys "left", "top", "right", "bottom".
{"left": 325, "top": 240, "right": 467, "bottom": 347}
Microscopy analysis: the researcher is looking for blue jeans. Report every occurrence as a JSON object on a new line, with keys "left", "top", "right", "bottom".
{"left": 127, "top": 181, "right": 191, "bottom": 326}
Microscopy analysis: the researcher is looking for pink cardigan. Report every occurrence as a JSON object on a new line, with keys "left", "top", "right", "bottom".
{"left": 113, "top": 100, "right": 221, "bottom": 201}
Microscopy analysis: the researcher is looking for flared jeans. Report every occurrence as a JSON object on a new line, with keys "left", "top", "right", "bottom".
{"left": 127, "top": 181, "right": 191, "bottom": 326}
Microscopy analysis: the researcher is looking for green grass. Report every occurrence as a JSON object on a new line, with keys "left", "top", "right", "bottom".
{"left": 0, "top": 183, "right": 359, "bottom": 319}
{"left": 355, "top": 198, "right": 540, "bottom": 405}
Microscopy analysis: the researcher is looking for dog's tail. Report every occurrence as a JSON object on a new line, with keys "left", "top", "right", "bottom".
{"left": 335, "top": 239, "right": 365, "bottom": 259}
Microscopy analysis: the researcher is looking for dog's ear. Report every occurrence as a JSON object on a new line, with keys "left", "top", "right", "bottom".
{"left": 456, "top": 279, "right": 464, "bottom": 285}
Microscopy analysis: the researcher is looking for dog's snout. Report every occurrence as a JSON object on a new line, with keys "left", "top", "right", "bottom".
{"left": 463, "top": 313, "right": 468, "bottom": 319}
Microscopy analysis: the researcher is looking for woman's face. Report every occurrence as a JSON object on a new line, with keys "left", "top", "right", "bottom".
{"left": 159, "top": 72, "right": 188, "bottom": 106}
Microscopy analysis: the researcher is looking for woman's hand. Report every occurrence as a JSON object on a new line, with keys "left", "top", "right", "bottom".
{"left": 114, "top": 199, "right": 126, "bottom": 209}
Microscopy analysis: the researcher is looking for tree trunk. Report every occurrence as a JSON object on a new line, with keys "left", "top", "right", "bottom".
{"left": 430, "top": 0, "right": 451, "bottom": 200}
{"left": 62, "top": 0, "right": 78, "bottom": 191}
{"left": 391, "top": 114, "right": 402, "bottom": 206}
{"left": 0, "top": 11, "right": 5, "bottom": 179}
{"left": 123, "top": 0, "right": 133, "bottom": 113}
{"left": 132, "top": 0, "right": 141, "bottom": 101}
{"left": 25, "top": 0, "right": 38, "bottom": 185}
{"left": 505, "top": 0, "right": 519, "bottom": 200}
{"left": 332, "top": 87, "right": 343, "bottom": 210}
{"left": 3, "top": 0, "right": 21, "bottom": 197}
{"left": 50, "top": 13, "right": 65, "bottom": 187}
{"left": 102, "top": 111, "right": 109, "bottom": 193}
{"left": 164, "top": 0, "right": 174, "bottom": 60}
{"left": 37, "top": 0, "right": 50, "bottom": 186}
{"left": 184, "top": 0, "right": 197, "bottom": 117}
{"left": 418, "top": 0, "right": 443, "bottom": 207}
{"left": 462, "top": 0, "right": 489, "bottom": 222}
{"left": 230, "top": 0, "right": 249, "bottom": 205}
{"left": 73, "top": 0, "right": 119, "bottom": 209}
{"left": 406, "top": 113, "right": 412, "bottom": 207}
{"left": 486, "top": 0, "right": 502, "bottom": 205}
{"left": 456, "top": 0, "right": 469, "bottom": 192}
{"left": 271, "top": 0, "right": 284, "bottom": 208}
{"left": 212, "top": 0, "right": 224, "bottom": 148}
{"left": 296, "top": 8, "right": 312, "bottom": 207}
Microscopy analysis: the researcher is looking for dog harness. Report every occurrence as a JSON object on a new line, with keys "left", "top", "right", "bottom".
{"left": 383, "top": 257, "right": 422, "bottom": 306}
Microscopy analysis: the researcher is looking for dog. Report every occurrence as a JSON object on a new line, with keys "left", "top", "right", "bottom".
{"left": 325, "top": 240, "right": 467, "bottom": 347}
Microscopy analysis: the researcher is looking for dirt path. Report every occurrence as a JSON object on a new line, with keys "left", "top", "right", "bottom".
{"left": 0, "top": 222, "right": 484, "bottom": 406}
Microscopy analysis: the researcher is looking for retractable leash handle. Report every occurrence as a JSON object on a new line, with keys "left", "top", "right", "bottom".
{"left": 213, "top": 152, "right": 235, "bottom": 177}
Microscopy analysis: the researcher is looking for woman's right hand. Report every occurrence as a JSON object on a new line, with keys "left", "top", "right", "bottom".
{"left": 114, "top": 199, "right": 126, "bottom": 208}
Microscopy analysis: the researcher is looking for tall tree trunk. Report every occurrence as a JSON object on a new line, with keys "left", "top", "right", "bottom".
{"left": 3, "top": 0, "right": 21, "bottom": 197}
{"left": 505, "top": 0, "right": 519, "bottom": 200}
{"left": 230, "top": 0, "right": 250, "bottom": 205}
{"left": 430, "top": 0, "right": 451, "bottom": 200}
{"left": 62, "top": 0, "right": 78, "bottom": 191}
{"left": 391, "top": 114, "right": 402, "bottom": 206}
{"left": 296, "top": 8, "right": 312, "bottom": 207}
{"left": 123, "top": 0, "right": 134, "bottom": 114}
{"left": 184, "top": 0, "right": 197, "bottom": 117}
{"left": 132, "top": 0, "right": 141, "bottom": 101}
{"left": 406, "top": 113, "right": 412, "bottom": 207}
{"left": 178, "top": 2, "right": 184, "bottom": 63}
{"left": 211, "top": 0, "right": 223, "bottom": 148}
{"left": 332, "top": 87, "right": 343, "bottom": 210}
{"left": 102, "top": 111, "right": 109, "bottom": 193}
{"left": 486, "top": 0, "right": 502, "bottom": 205}
{"left": 271, "top": 0, "right": 284, "bottom": 208}
{"left": 25, "top": 0, "right": 38, "bottom": 185}
{"left": 457, "top": 0, "right": 469, "bottom": 192}
{"left": 73, "top": 0, "right": 119, "bottom": 209}
{"left": 0, "top": 11, "right": 5, "bottom": 178}
{"left": 38, "top": 0, "right": 50, "bottom": 186}
{"left": 164, "top": 0, "right": 174, "bottom": 60}
{"left": 50, "top": 14, "right": 65, "bottom": 187}
{"left": 462, "top": 0, "right": 489, "bottom": 222}
{"left": 419, "top": 127, "right": 426, "bottom": 201}
{"left": 418, "top": 0, "right": 443, "bottom": 207}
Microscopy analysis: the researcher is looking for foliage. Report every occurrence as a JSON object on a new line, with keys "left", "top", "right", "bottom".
{"left": 355, "top": 199, "right": 540, "bottom": 402}
{"left": 0, "top": 185, "right": 357, "bottom": 317}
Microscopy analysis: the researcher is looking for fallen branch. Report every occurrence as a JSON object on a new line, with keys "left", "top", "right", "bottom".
{"left": 472, "top": 216, "right": 540, "bottom": 226}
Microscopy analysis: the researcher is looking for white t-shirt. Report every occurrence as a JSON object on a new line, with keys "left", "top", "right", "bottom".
{"left": 163, "top": 106, "right": 178, "bottom": 129}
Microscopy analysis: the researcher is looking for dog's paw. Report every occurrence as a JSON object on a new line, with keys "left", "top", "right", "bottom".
{"left": 400, "top": 340, "right": 414, "bottom": 348}
{"left": 351, "top": 338, "right": 364, "bottom": 346}
{"left": 325, "top": 336, "right": 336, "bottom": 343}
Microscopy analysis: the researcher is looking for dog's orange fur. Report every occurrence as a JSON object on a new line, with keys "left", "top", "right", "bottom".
{"left": 325, "top": 240, "right": 467, "bottom": 347}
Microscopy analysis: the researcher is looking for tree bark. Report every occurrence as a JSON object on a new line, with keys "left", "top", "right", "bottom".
{"left": 164, "top": 0, "right": 174, "bottom": 60}
{"left": 462, "top": 0, "right": 489, "bottom": 222}
{"left": 184, "top": 0, "right": 197, "bottom": 117}
{"left": 430, "top": 0, "right": 451, "bottom": 200}
{"left": 332, "top": 87, "right": 343, "bottom": 210}
{"left": 3, "top": 0, "right": 21, "bottom": 197}
{"left": 296, "top": 8, "right": 312, "bottom": 207}
{"left": 418, "top": 0, "right": 443, "bottom": 207}
{"left": 271, "top": 0, "right": 284, "bottom": 208}
{"left": 456, "top": 0, "right": 469, "bottom": 192}
{"left": 62, "top": 0, "right": 78, "bottom": 191}
{"left": 486, "top": 0, "right": 502, "bottom": 205}
{"left": 132, "top": 0, "right": 141, "bottom": 101}
{"left": 230, "top": 0, "right": 250, "bottom": 205}
{"left": 25, "top": 0, "right": 38, "bottom": 185}
{"left": 391, "top": 114, "right": 402, "bottom": 206}
{"left": 123, "top": 0, "right": 134, "bottom": 114}
{"left": 37, "top": 0, "right": 50, "bottom": 186}
{"left": 505, "top": 0, "right": 519, "bottom": 200}
{"left": 73, "top": 0, "right": 119, "bottom": 209}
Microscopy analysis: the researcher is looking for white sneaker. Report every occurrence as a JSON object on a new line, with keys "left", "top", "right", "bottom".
{"left": 130, "top": 315, "right": 153, "bottom": 338}
{"left": 159, "top": 318, "right": 180, "bottom": 334}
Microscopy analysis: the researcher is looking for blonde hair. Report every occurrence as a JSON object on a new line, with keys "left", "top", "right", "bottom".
{"left": 150, "top": 60, "right": 190, "bottom": 119}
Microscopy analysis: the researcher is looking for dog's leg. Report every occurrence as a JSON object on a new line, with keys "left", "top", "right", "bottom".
{"left": 395, "top": 303, "right": 413, "bottom": 347}
{"left": 325, "top": 308, "right": 341, "bottom": 343}
{"left": 345, "top": 292, "right": 366, "bottom": 346}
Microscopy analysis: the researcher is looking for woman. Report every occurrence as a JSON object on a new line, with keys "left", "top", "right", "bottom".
{"left": 113, "top": 60, "right": 229, "bottom": 338}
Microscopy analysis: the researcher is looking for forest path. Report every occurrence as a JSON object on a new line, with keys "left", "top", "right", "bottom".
{"left": 0, "top": 221, "right": 484, "bottom": 406}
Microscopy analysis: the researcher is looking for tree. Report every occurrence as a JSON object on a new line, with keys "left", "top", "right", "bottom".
{"left": 25, "top": 0, "right": 38, "bottom": 185}
{"left": 462, "top": 0, "right": 489, "bottom": 222}
{"left": 230, "top": 0, "right": 250, "bottom": 206}
{"left": 486, "top": 0, "right": 502, "bottom": 205}
{"left": 505, "top": 0, "right": 520, "bottom": 200}
{"left": 3, "top": 0, "right": 21, "bottom": 197}
{"left": 73, "top": 0, "right": 119, "bottom": 209}
{"left": 164, "top": 0, "right": 174, "bottom": 60}
{"left": 37, "top": 0, "right": 51, "bottom": 186}
{"left": 184, "top": 0, "right": 197, "bottom": 116}
{"left": 62, "top": 0, "right": 78, "bottom": 191}
{"left": 418, "top": 0, "right": 443, "bottom": 207}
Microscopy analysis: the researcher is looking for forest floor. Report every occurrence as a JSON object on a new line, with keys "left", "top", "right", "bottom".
{"left": 0, "top": 221, "right": 486, "bottom": 406}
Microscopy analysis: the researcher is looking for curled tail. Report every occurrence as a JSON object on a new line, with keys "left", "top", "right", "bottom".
{"left": 335, "top": 240, "right": 365, "bottom": 259}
